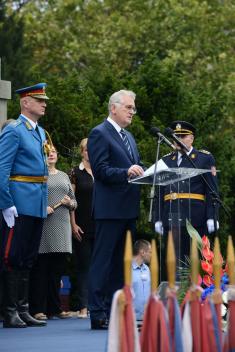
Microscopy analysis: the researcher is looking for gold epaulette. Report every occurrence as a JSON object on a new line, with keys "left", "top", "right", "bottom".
{"left": 199, "top": 149, "right": 211, "bottom": 155}
{"left": 163, "top": 151, "right": 174, "bottom": 157}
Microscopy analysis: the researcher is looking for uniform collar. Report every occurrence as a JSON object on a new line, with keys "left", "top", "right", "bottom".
{"left": 79, "top": 162, "right": 85, "bottom": 170}
{"left": 132, "top": 260, "right": 147, "bottom": 270}
{"left": 178, "top": 146, "right": 193, "bottom": 157}
{"left": 107, "top": 116, "right": 122, "bottom": 133}
{"left": 21, "top": 114, "right": 38, "bottom": 130}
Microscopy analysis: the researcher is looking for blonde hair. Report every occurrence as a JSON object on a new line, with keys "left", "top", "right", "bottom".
{"left": 79, "top": 138, "right": 88, "bottom": 155}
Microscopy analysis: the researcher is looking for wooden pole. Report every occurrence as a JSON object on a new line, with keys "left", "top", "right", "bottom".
{"left": 150, "top": 239, "right": 158, "bottom": 292}
{"left": 227, "top": 235, "right": 235, "bottom": 285}
{"left": 167, "top": 231, "right": 176, "bottom": 289}
{"left": 124, "top": 230, "right": 133, "bottom": 286}
{"left": 212, "top": 237, "right": 222, "bottom": 304}
{"left": 213, "top": 237, "right": 221, "bottom": 290}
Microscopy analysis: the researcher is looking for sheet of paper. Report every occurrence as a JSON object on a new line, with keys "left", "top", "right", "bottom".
{"left": 143, "top": 159, "right": 168, "bottom": 177}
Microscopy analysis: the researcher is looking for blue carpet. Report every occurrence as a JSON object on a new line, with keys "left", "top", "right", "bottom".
{"left": 0, "top": 317, "right": 107, "bottom": 352}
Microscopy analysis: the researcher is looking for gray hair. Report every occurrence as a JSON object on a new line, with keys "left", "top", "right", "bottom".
{"left": 108, "top": 90, "right": 136, "bottom": 113}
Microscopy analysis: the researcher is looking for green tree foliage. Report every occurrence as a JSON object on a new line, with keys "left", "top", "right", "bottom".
{"left": 1, "top": 0, "right": 235, "bottom": 243}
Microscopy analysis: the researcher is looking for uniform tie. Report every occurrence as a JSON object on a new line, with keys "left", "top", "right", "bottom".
{"left": 120, "top": 129, "right": 133, "bottom": 158}
{"left": 35, "top": 125, "right": 41, "bottom": 139}
{"left": 177, "top": 153, "right": 183, "bottom": 166}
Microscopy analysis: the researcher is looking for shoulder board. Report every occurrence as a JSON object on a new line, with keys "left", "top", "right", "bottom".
{"left": 199, "top": 149, "right": 211, "bottom": 155}
{"left": 24, "top": 120, "right": 33, "bottom": 130}
{"left": 163, "top": 152, "right": 174, "bottom": 157}
{"left": 11, "top": 120, "right": 22, "bottom": 128}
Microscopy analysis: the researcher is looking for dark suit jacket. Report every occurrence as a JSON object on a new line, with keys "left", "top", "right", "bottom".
{"left": 88, "top": 119, "right": 142, "bottom": 219}
{"left": 154, "top": 148, "right": 219, "bottom": 229}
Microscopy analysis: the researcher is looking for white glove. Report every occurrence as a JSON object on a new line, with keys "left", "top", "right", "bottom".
{"left": 207, "top": 219, "right": 219, "bottom": 234}
{"left": 155, "top": 221, "right": 164, "bottom": 235}
{"left": 2, "top": 206, "right": 18, "bottom": 228}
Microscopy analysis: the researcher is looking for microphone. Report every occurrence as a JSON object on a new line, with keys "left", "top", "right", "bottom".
{"left": 150, "top": 127, "right": 176, "bottom": 150}
{"left": 164, "top": 127, "right": 190, "bottom": 152}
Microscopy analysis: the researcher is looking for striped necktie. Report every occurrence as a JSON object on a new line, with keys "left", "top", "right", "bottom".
{"left": 120, "top": 129, "right": 133, "bottom": 158}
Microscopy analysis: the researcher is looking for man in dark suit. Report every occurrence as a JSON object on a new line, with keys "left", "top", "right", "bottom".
{"left": 154, "top": 121, "right": 219, "bottom": 279}
{"left": 87, "top": 89, "right": 144, "bottom": 329}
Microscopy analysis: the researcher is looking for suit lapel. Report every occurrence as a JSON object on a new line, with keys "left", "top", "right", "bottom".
{"left": 104, "top": 120, "right": 134, "bottom": 162}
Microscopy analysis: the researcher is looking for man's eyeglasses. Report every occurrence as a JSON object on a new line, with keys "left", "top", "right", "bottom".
{"left": 116, "top": 102, "right": 137, "bottom": 114}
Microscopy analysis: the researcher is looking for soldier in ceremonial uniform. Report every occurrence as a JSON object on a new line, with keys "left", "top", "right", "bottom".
{"left": 154, "top": 121, "right": 219, "bottom": 277}
{"left": 0, "top": 83, "right": 49, "bottom": 328}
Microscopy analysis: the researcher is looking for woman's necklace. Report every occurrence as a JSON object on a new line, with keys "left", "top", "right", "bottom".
{"left": 49, "top": 167, "right": 58, "bottom": 175}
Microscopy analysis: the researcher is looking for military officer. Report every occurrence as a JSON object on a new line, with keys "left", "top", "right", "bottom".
{"left": 0, "top": 83, "right": 49, "bottom": 328}
{"left": 154, "top": 121, "right": 219, "bottom": 277}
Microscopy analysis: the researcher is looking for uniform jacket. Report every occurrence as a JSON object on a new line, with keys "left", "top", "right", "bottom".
{"left": 154, "top": 147, "right": 218, "bottom": 229}
{"left": 0, "top": 115, "right": 48, "bottom": 218}
{"left": 88, "top": 119, "right": 142, "bottom": 219}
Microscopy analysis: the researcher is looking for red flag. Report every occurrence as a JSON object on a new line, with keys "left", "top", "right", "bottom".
{"left": 191, "top": 297, "right": 202, "bottom": 352}
{"left": 107, "top": 286, "right": 140, "bottom": 352}
{"left": 167, "top": 290, "right": 184, "bottom": 352}
{"left": 227, "top": 299, "right": 235, "bottom": 351}
{"left": 120, "top": 285, "right": 136, "bottom": 352}
{"left": 140, "top": 294, "right": 170, "bottom": 352}
{"left": 182, "top": 290, "right": 222, "bottom": 352}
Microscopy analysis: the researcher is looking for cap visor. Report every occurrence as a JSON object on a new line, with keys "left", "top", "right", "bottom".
{"left": 31, "top": 94, "right": 49, "bottom": 100}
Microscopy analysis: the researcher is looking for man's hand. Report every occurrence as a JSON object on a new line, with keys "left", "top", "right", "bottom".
{"left": 72, "top": 223, "right": 84, "bottom": 242}
{"left": 207, "top": 219, "right": 219, "bottom": 234}
{"left": 2, "top": 206, "right": 18, "bottom": 228}
{"left": 127, "top": 165, "right": 144, "bottom": 178}
{"left": 155, "top": 221, "right": 164, "bottom": 235}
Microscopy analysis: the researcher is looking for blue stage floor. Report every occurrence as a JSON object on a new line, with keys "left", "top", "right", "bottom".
{"left": 0, "top": 317, "right": 107, "bottom": 352}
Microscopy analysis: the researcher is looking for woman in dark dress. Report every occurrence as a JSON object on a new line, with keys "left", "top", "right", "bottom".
{"left": 70, "top": 138, "right": 95, "bottom": 318}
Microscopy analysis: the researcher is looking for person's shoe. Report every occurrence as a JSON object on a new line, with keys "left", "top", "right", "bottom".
{"left": 77, "top": 308, "right": 88, "bottom": 319}
{"left": 3, "top": 312, "right": 27, "bottom": 328}
{"left": 19, "top": 312, "right": 47, "bottom": 327}
{"left": 90, "top": 318, "right": 109, "bottom": 330}
{"left": 33, "top": 313, "right": 48, "bottom": 320}
{"left": 54, "top": 311, "right": 73, "bottom": 319}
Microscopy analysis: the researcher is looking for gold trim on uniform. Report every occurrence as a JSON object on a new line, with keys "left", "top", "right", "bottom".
{"left": 25, "top": 121, "right": 33, "bottom": 130}
{"left": 199, "top": 149, "right": 211, "bottom": 155}
{"left": 10, "top": 175, "right": 48, "bottom": 183}
{"left": 164, "top": 193, "right": 205, "bottom": 201}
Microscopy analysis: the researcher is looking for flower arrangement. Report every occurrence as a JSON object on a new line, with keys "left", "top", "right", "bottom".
{"left": 199, "top": 235, "right": 229, "bottom": 301}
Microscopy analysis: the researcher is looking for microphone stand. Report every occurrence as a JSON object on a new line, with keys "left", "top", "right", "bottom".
{"left": 148, "top": 135, "right": 164, "bottom": 284}
{"left": 148, "top": 135, "right": 163, "bottom": 223}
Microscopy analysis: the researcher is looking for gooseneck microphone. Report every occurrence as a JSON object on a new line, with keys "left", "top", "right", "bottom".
{"left": 164, "top": 127, "right": 190, "bottom": 152}
{"left": 150, "top": 127, "right": 176, "bottom": 150}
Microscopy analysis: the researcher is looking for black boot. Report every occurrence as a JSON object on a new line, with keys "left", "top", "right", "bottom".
{"left": 18, "top": 270, "right": 46, "bottom": 327}
{"left": 3, "top": 271, "right": 27, "bottom": 328}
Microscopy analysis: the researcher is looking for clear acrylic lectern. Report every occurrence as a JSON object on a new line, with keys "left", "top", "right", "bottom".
{"left": 129, "top": 165, "right": 212, "bottom": 281}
